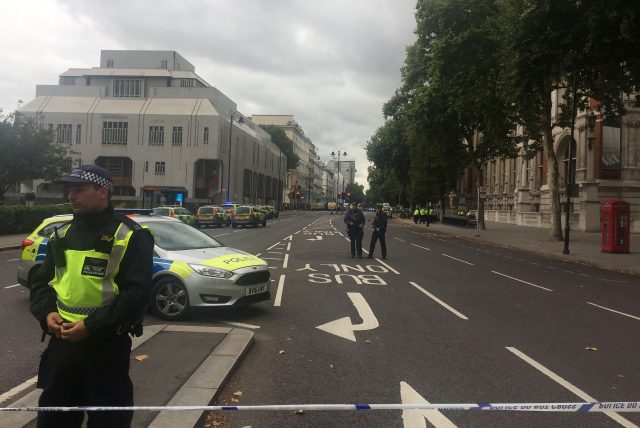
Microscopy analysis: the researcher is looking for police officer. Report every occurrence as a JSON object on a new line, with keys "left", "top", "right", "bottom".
{"left": 344, "top": 202, "right": 365, "bottom": 258}
{"left": 413, "top": 207, "right": 420, "bottom": 224}
{"left": 420, "top": 207, "right": 427, "bottom": 224}
{"left": 367, "top": 204, "right": 387, "bottom": 260}
{"left": 30, "top": 165, "right": 153, "bottom": 428}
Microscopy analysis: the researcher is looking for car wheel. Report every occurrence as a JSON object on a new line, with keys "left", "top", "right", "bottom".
{"left": 232, "top": 222, "right": 238, "bottom": 228}
{"left": 150, "top": 277, "right": 190, "bottom": 320}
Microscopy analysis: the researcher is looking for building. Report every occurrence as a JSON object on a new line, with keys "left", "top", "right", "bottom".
{"left": 327, "top": 159, "right": 356, "bottom": 194}
{"left": 455, "top": 92, "right": 640, "bottom": 232}
{"left": 251, "top": 115, "right": 318, "bottom": 208}
{"left": 18, "top": 50, "right": 286, "bottom": 208}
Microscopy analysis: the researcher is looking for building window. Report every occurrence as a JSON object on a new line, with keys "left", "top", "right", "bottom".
{"left": 60, "top": 76, "right": 76, "bottom": 85}
{"left": 57, "top": 124, "right": 72, "bottom": 144}
{"left": 160, "top": 59, "right": 168, "bottom": 69}
{"left": 180, "top": 79, "right": 195, "bottom": 88}
{"left": 106, "top": 59, "right": 114, "bottom": 68}
{"left": 75, "top": 158, "right": 82, "bottom": 167}
{"left": 102, "top": 121, "right": 128, "bottom": 145}
{"left": 155, "top": 162, "right": 166, "bottom": 175}
{"left": 203, "top": 127, "right": 209, "bottom": 145}
{"left": 113, "top": 79, "right": 141, "bottom": 98}
{"left": 149, "top": 126, "right": 164, "bottom": 146}
{"left": 75, "top": 125, "right": 81, "bottom": 144}
{"left": 172, "top": 126, "right": 183, "bottom": 146}
{"left": 145, "top": 161, "right": 149, "bottom": 173}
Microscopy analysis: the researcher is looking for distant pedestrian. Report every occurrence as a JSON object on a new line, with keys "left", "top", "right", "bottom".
{"left": 420, "top": 207, "right": 427, "bottom": 224}
{"left": 344, "top": 203, "right": 365, "bottom": 258}
{"left": 367, "top": 204, "right": 387, "bottom": 260}
{"left": 30, "top": 165, "right": 153, "bottom": 428}
{"left": 413, "top": 207, "right": 420, "bottom": 224}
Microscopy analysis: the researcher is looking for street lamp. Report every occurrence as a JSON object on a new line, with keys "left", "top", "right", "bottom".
{"left": 331, "top": 150, "right": 346, "bottom": 204}
{"left": 563, "top": 75, "right": 578, "bottom": 255}
{"left": 587, "top": 111, "right": 597, "bottom": 150}
{"left": 226, "top": 112, "right": 243, "bottom": 202}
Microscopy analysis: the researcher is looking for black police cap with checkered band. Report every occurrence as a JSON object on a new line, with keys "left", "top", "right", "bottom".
{"left": 62, "top": 165, "right": 113, "bottom": 190}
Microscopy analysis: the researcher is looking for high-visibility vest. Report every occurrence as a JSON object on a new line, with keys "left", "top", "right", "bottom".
{"left": 420, "top": 209, "right": 427, "bottom": 215}
{"left": 414, "top": 209, "right": 419, "bottom": 216}
{"left": 50, "top": 222, "right": 134, "bottom": 322}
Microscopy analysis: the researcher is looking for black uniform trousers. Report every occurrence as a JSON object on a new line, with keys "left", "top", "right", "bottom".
{"left": 37, "top": 333, "right": 133, "bottom": 428}
{"left": 348, "top": 229, "right": 364, "bottom": 257}
{"left": 369, "top": 230, "right": 387, "bottom": 258}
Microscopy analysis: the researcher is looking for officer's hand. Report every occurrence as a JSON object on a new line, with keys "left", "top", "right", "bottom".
{"left": 61, "top": 320, "right": 89, "bottom": 342}
{"left": 46, "top": 312, "right": 64, "bottom": 338}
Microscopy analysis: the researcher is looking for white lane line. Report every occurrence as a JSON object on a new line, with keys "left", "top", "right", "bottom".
{"left": 409, "top": 282, "right": 468, "bottom": 320}
{"left": 491, "top": 271, "right": 553, "bottom": 292}
{"left": 7, "top": 258, "right": 19, "bottom": 262}
{"left": 376, "top": 259, "right": 399, "bottom": 274}
{"left": 220, "top": 321, "right": 260, "bottom": 329}
{"left": 587, "top": 302, "right": 640, "bottom": 322}
{"left": 441, "top": 253, "right": 474, "bottom": 266}
{"left": 282, "top": 254, "right": 289, "bottom": 269}
{"left": 506, "top": 347, "right": 637, "bottom": 428}
{"left": 395, "top": 237, "right": 406, "bottom": 242}
{"left": 255, "top": 253, "right": 262, "bottom": 257}
{"left": 212, "top": 232, "right": 230, "bottom": 237}
{"left": 0, "top": 376, "right": 37, "bottom": 403}
{"left": 274, "top": 274, "right": 285, "bottom": 307}
{"left": 338, "top": 232, "right": 344, "bottom": 237}
{"left": 294, "top": 231, "right": 301, "bottom": 235}
{"left": 411, "top": 243, "right": 431, "bottom": 251}
{"left": 260, "top": 257, "right": 282, "bottom": 261}
{"left": 267, "top": 242, "right": 282, "bottom": 251}
{"left": 286, "top": 242, "right": 291, "bottom": 251}
{"left": 400, "top": 381, "right": 457, "bottom": 427}
{"left": 268, "top": 251, "right": 284, "bottom": 254}
{"left": 3, "top": 284, "right": 20, "bottom": 289}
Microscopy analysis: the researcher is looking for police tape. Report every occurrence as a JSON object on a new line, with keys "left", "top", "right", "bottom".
{"left": 1, "top": 402, "right": 640, "bottom": 413}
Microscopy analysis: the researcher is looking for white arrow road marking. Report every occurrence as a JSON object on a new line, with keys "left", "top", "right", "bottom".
{"left": 306, "top": 235, "right": 323, "bottom": 240}
{"left": 400, "top": 382, "right": 457, "bottom": 428}
{"left": 316, "top": 292, "right": 379, "bottom": 342}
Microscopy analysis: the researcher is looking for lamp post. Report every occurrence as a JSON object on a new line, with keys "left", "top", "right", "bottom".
{"left": 226, "top": 112, "right": 243, "bottom": 202}
{"left": 586, "top": 111, "right": 597, "bottom": 150}
{"left": 307, "top": 165, "right": 314, "bottom": 210}
{"left": 563, "top": 75, "right": 578, "bottom": 255}
{"left": 331, "top": 150, "right": 346, "bottom": 205}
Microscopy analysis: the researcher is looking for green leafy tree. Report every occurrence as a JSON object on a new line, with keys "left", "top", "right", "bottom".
{"left": 0, "top": 113, "right": 73, "bottom": 201}
{"left": 500, "top": 0, "right": 640, "bottom": 239}
{"left": 345, "top": 182, "right": 365, "bottom": 204}
{"left": 259, "top": 125, "right": 300, "bottom": 171}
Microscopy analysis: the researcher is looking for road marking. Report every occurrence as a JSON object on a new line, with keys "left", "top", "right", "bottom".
{"left": 267, "top": 242, "right": 282, "bottom": 251}
{"left": 284, "top": 235, "right": 293, "bottom": 241}
{"left": 282, "top": 254, "right": 289, "bottom": 269}
{"left": 6, "top": 258, "right": 19, "bottom": 262}
{"left": 316, "top": 292, "right": 379, "bottom": 341}
{"left": 0, "top": 376, "right": 37, "bottom": 404}
{"left": 409, "top": 282, "right": 468, "bottom": 320}
{"left": 286, "top": 242, "right": 291, "bottom": 251}
{"left": 274, "top": 274, "right": 285, "bottom": 307}
{"left": 506, "top": 347, "right": 637, "bottom": 428}
{"left": 212, "top": 232, "right": 230, "bottom": 237}
{"left": 376, "top": 259, "right": 399, "bottom": 274}
{"left": 491, "top": 271, "right": 553, "bottom": 292}
{"left": 411, "top": 243, "right": 431, "bottom": 251}
{"left": 400, "top": 381, "right": 457, "bottom": 428}
{"left": 395, "top": 238, "right": 406, "bottom": 242}
{"left": 260, "top": 257, "right": 282, "bottom": 261}
{"left": 307, "top": 236, "right": 323, "bottom": 240}
{"left": 587, "top": 302, "right": 640, "bottom": 322}
{"left": 441, "top": 253, "right": 474, "bottom": 265}
{"left": 255, "top": 253, "right": 261, "bottom": 257}
{"left": 3, "top": 284, "right": 20, "bottom": 289}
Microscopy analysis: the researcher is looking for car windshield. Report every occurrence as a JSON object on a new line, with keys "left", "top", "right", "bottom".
{"left": 145, "top": 221, "right": 222, "bottom": 251}
{"left": 236, "top": 206, "right": 250, "bottom": 214}
{"left": 199, "top": 207, "right": 214, "bottom": 214}
{"left": 152, "top": 208, "right": 170, "bottom": 216}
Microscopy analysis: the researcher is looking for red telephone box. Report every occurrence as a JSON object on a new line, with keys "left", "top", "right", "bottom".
{"left": 601, "top": 200, "right": 630, "bottom": 253}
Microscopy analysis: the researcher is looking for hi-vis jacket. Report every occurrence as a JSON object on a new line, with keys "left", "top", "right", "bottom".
{"left": 50, "top": 222, "right": 133, "bottom": 322}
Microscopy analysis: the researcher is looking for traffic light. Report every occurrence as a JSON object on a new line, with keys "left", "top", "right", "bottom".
{"left": 338, "top": 192, "right": 342, "bottom": 199}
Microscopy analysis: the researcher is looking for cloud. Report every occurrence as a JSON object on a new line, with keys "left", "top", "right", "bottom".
{"left": 0, "top": 0, "right": 417, "bottom": 187}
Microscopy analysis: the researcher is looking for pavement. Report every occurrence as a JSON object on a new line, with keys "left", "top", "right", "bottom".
{"left": 1, "top": 210, "right": 637, "bottom": 427}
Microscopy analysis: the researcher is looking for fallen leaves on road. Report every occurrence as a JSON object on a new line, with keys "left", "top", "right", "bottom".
{"left": 233, "top": 391, "right": 243, "bottom": 397}
{"left": 134, "top": 354, "right": 150, "bottom": 361}
{"left": 585, "top": 347, "right": 598, "bottom": 351}
{"left": 329, "top": 363, "right": 335, "bottom": 369}
{"left": 295, "top": 410, "right": 305, "bottom": 415}
{"left": 278, "top": 350, "right": 286, "bottom": 354}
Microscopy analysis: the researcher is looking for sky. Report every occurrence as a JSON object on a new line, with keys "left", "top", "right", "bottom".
{"left": 0, "top": 0, "right": 417, "bottom": 188}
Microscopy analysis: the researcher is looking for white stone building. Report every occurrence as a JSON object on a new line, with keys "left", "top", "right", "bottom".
{"left": 19, "top": 50, "right": 286, "bottom": 208}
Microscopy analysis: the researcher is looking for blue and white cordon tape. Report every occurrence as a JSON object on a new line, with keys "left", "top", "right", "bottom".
{"left": 1, "top": 402, "right": 640, "bottom": 413}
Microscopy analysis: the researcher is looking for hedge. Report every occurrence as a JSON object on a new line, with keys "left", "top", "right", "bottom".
{"left": 0, "top": 204, "right": 73, "bottom": 235}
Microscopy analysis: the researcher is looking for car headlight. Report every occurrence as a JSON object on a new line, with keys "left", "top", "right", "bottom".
{"left": 189, "top": 264, "right": 233, "bottom": 278}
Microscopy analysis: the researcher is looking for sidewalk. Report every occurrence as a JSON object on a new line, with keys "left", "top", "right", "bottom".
{"left": 393, "top": 217, "right": 640, "bottom": 276}
{"left": 0, "top": 325, "right": 253, "bottom": 428}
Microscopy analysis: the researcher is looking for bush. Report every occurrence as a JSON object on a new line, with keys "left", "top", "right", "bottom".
{"left": 0, "top": 204, "right": 72, "bottom": 235}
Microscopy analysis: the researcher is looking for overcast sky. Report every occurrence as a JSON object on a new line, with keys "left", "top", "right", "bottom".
{"left": 0, "top": 0, "right": 417, "bottom": 188}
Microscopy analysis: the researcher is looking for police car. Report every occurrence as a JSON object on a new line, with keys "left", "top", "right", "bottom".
{"left": 18, "top": 215, "right": 271, "bottom": 320}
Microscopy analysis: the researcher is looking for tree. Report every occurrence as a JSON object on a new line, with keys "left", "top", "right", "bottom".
{"left": 259, "top": 125, "right": 300, "bottom": 171}
{"left": 500, "top": 0, "right": 640, "bottom": 239}
{"left": 344, "top": 182, "right": 365, "bottom": 204}
{"left": 0, "top": 113, "right": 73, "bottom": 201}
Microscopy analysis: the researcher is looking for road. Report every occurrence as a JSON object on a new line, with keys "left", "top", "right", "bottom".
{"left": 1, "top": 211, "right": 639, "bottom": 427}
{"left": 201, "top": 211, "right": 640, "bottom": 428}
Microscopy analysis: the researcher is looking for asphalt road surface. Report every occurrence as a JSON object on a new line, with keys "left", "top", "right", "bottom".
{"left": 2, "top": 211, "right": 639, "bottom": 427}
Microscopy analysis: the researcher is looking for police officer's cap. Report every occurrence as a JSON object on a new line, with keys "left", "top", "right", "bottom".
{"left": 62, "top": 165, "right": 113, "bottom": 190}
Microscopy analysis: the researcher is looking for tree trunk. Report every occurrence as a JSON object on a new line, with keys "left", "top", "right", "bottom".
{"left": 471, "top": 161, "right": 486, "bottom": 230}
{"left": 541, "top": 93, "right": 563, "bottom": 240}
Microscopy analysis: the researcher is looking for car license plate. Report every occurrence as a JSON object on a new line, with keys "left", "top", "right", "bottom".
{"left": 246, "top": 285, "right": 267, "bottom": 295}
